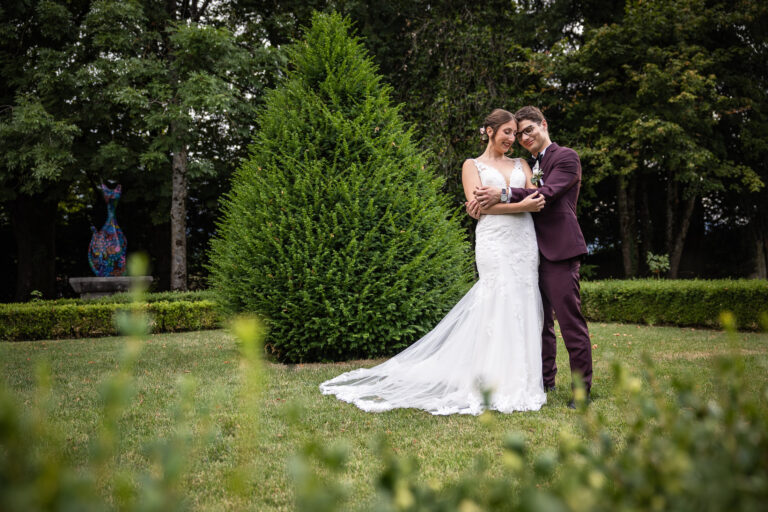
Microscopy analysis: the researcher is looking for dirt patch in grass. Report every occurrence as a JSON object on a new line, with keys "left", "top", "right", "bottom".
{"left": 266, "top": 358, "right": 387, "bottom": 370}
{"left": 655, "top": 348, "right": 768, "bottom": 361}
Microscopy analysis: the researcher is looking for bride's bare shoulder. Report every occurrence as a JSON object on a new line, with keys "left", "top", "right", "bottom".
{"left": 462, "top": 158, "right": 480, "bottom": 170}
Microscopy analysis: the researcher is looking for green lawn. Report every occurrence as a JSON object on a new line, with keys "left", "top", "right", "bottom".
{"left": 2, "top": 323, "right": 768, "bottom": 510}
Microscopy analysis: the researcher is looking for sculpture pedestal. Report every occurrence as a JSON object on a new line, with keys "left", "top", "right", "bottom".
{"left": 69, "top": 276, "right": 153, "bottom": 299}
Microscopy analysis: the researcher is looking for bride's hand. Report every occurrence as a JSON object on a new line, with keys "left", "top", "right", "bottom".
{"left": 465, "top": 199, "right": 482, "bottom": 219}
{"left": 520, "top": 191, "right": 545, "bottom": 212}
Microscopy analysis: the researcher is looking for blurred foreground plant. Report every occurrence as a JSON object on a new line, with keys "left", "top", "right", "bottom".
{"left": 225, "top": 314, "right": 267, "bottom": 499}
{"left": 292, "top": 311, "right": 768, "bottom": 511}
{"left": 2, "top": 289, "right": 765, "bottom": 510}
{"left": 0, "top": 254, "right": 262, "bottom": 511}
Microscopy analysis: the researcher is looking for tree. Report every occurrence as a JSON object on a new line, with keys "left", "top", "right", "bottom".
{"left": 0, "top": 0, "right": 88, "bottom": 300}
{"left": 559, "top": 0, "right": 763, "bottom": 278}
{"left": 81, "top": 0, "right": 267, "bottom": 290}
{"left": 714, "top": 0, "right": 768, "bottom": 278}
{"left": 0, "top": 0, "right": 273, "bottom": 300}
{"left": 209, "top": 12, "right": 473, "bottom": 362}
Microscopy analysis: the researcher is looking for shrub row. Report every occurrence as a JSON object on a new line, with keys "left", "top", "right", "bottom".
{"left": 581, "top": 278, "right": 768, "bottom": 330}
{"left": 17, "top": 289, "right": 216, "bottom": 306}
{"left": 0, "top": 300, "right": 221, "bottom": 341}
{"left": 2, "top": 279, "right": 765, "bottom": 342}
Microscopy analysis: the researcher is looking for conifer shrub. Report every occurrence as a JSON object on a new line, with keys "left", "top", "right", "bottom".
{"left": 208, "top": 12, "right": 473, "bottom": 363}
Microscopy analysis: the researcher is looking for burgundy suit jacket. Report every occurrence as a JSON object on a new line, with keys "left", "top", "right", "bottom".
{"left": 507, "top": 143, "right": 587, "bottom": 262}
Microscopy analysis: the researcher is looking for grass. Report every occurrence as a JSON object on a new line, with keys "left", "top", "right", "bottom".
{"left": 2, "top": 322, "right": 768, "bottom": 510}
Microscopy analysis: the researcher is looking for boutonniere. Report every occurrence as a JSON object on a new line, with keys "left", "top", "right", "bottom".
{"left": 531, "top": 161, "right": 543, "bottom": 186}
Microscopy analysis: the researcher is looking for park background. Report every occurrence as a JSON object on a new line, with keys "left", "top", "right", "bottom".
{"left": 2, "top": 2, "right": 768, "bottom": 510}
{"left": 2, "top": 0, "right": 767, "bottom": 302}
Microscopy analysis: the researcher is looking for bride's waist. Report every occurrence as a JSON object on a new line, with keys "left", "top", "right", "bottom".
{"left": 477, "top": 213, "right": 531, "bottom": 225}
{"left": 476, "top": 214, "right": 532, "bottom": 236}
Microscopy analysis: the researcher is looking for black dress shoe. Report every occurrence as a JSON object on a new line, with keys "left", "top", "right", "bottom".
{"left": 544, "top": 385, "right": 556, "bottom": 393}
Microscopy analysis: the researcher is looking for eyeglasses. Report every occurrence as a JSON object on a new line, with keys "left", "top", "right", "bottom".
{"left": 515, "top": 123, "right": 540, "bottom": 138}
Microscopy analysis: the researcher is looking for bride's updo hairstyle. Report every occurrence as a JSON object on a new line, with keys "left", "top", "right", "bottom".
{"left": 480, "top": 108, "right": 515, "bottom": 141}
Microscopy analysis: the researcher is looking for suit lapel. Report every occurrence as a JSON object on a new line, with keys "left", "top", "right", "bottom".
{"left": 541, "top": 143, "right": 560, "bottom": 181}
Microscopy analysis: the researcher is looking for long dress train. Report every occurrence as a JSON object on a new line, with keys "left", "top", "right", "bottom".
{"left": 319, "top": 159, "right": 546, "bottom": 415}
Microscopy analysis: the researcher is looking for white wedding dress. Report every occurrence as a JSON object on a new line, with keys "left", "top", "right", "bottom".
{"left": 319, "top": 159, "right": 546, "bottom": 415}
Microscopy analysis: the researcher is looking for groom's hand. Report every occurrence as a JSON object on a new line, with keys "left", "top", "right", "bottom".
{"left": 474, "top": 186, "right": 501, "bottom": 208}
{"left": 465, "top": 199, "right": 481, "bottom": 219}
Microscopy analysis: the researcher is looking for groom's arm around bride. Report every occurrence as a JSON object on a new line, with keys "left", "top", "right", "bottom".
{"left": 470, "top": 105, "right": 593, "bottom": 406}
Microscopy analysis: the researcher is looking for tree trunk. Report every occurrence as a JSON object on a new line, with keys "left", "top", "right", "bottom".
{"left": 751, "top": 208, "right": 768, "bottom": 279}
{"left": 764, "top": 237, "right": 768, "bottom": 279}
{"left": 12, "top": 194, "right": 57, "bottom": 300}
{"left": 170, "top": 142, "right": 188, "bottom": 291}
{"left": 616, "top": 175, "right": 638, "bottom": 277}
{"left": 665, "top": 179, "right": 676, "bottom": 261}
{"left": 756, "top": 237, "right": 767, "bottom": 279}
{"left": 668, "top": 195, "right": 696, "bottom": 279}
{"left": 638, "top": 177, "right": 653, "bottom": 273}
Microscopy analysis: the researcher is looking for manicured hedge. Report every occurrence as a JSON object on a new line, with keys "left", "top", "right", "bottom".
{"left": 0, "top": 300, "right": 221, "bottom": 341}
{"left": 581, "top": 279, "right": 768, "bottom": 330}
{"left": 25, "top": 290, "right": 216, "bottom": 306}
{"left": 2, "top": 279, "right": 765, "bottom": 342}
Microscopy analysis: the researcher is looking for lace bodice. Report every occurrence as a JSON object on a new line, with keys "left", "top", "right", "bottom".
{"left": 470, "top": 158, "right": 538, "bottom": 286}
{"left": 473, "top": 158, "right": 527, "bottom": 188}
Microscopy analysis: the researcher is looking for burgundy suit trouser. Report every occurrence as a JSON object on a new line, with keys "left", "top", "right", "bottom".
{"left": 539, "top": 255, "right": 592, "bottom": 392}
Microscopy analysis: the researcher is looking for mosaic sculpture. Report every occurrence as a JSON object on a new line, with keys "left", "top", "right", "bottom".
{"left": 88, "top": 184, "right": 126, "bottom": 276}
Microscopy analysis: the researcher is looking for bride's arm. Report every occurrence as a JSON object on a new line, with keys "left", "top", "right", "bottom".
{"left": 476, "top": 194, "right": 544, "bottom": 214}
{"left": 461, "top": 159, "right": 483, "bottom": 203}
{"left": 462, "top": 160, "right": 544, "bottom": 216}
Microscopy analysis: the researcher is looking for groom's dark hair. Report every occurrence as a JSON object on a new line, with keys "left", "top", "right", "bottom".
{"left": 514, "top": 106, "right": 545, "bottom": 124}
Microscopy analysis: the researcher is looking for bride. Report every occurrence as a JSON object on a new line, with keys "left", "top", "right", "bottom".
{"left": 319, "top": 109, "right": 547, "bottom": 415}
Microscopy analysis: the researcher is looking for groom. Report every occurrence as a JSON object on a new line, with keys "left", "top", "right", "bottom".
{"left": 469, "top": 106, "right": 592, "bottom": 408}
